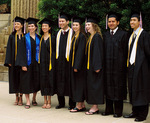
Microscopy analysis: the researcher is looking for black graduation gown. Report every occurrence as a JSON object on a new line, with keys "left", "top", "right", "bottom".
{"left": 19, "top": 36, "right": 40, "bottom": 94}
{"left": 103, "top": 29, "right": 128, "bottom": 100}
{"left": 69, "top": 33, "right": 86, "bottom": 102}
{"left": 4, "top": 34, "right": 24, "bottom": 93}
{"left": 40, "top": 36, "right": 55, "bottom": 96}
{"left": 55, "top": 31, "right": 71, "bottom": 96}
{"left": 85, "top": 33, "right": 104, "bottom": 104}
{"left": 128, "top": 30, "right": 150, "bottom": 106}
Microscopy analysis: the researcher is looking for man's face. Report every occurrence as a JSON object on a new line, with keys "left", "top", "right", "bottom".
{"left": 108, "top": 17, "right": 119, "bottom": 30}
{"left": 59, "top": 18, "right": 69, "bottom": 30}
{"left": 130, "top": 17, "right": 140, "bottom": 30}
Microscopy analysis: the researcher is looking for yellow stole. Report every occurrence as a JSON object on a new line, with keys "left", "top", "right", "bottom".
{"left": 15, "top": 32, "right": 23, "bottom": 60}
{"left": 127, "top": 28, "right": 142, "bottom": 67}
{"left": 85, "top": 34, "right": 95, "bottom": 69}
{"left": 38, "top": 34, "right": 52, "bottom": 71}
{"left": 71, "top": 32, "right": 79, "bottom": 67}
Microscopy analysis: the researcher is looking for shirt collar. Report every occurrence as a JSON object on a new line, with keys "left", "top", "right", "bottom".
{"left": 62, "top": 27, "right": 70, "bottom": 33}
{"left": 134, "top": 26, "right": 140, "bottom": 35}
{"left": 110, "top": 27, "right": 118, "bottom": 35}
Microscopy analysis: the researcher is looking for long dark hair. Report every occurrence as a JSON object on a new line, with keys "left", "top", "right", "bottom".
{"left": 11, "top": 23, "right": 24, "bottom": 35}
{"left": 40, "top": 23, "right": 52, "bottom": 36}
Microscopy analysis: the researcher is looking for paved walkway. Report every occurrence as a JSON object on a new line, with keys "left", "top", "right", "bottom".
{"left": 0, "top": 81, "right": 149, "bottom": 123}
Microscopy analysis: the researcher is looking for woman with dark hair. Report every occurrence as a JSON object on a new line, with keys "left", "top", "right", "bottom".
{"left": 69, "top": 16, "right": 86, "bottom": 112}
{"left": 20, "top": 17, "right": 40, "bottom": 109}
{"left": 38, "top": 18, "right": 55, "bottom": 109}
{"left": 4, "top": 16, "right": 25, "bottom": 106}
{"left": 85, "top": 17, "right": 104, "bottom": 115}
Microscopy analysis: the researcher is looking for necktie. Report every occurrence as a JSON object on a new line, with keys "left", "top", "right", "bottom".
{"left": 129, "top": 34, "right": 136, "bottom": 60}
{"left": 63, "top": 31, "right": 66, "bottom": 35}
{"left": 111, "top": 31, "right": 114, "bottom": 36}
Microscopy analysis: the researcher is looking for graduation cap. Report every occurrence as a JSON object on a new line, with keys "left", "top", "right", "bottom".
{"left": 130, "top": 11, "right": 144, "bottom": 28}
{"left": 86, "top": 16, "right": 100, "bottom": 24}
{"left": 59, "top": 12, "right": 71, "bottom": 21}
{"left": 107, "top": 11, "right": 122, "bottom": 21}
{"left": 39, "top": 18, "right": 54, "bottom": 26}
{"left": 72, "top": 16, "right": 84, "bottom": 24}
{"left": 13, "top": 16, "right": 25, "bottom": 25}
{"left": 26, "top": 17, "right": 39, "bottom": 25}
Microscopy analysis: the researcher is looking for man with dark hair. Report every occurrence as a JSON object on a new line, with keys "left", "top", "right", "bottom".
{"left": 55, "top": 12, "right": 76, "bottom": 110}
{"left": 123, "top": 12, "right": 150, "bottom": 122}
{"left": 102, "top": 12, "right": 129, "bottom": 118}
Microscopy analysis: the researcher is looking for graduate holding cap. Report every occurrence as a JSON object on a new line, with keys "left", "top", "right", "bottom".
{"left": 123, "top": 12, "right": 150, "bottom": 122}
{"left": 85, "top": 16, "right": 104, "bottom": 115}
{"left": 4, "top": 16, "right": 26, "bottom": 106}
{"left": 38, "top": 18, "right": 55, "bottom": 109}
{"left": 55, "top": 12, "right": 76, "bottom": 110}
{"left": 69, "top": 16, "right": 86, "bottom": 112}
{"left": 19, "top": 17, "right": 40, "bottom": 109}
{"left": 102, "top": 12, "right": 129, "bottom": 117}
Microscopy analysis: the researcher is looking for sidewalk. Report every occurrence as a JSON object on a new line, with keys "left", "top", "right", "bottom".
{"left": 0, "top": 81, "right": 149, "bottom": 123}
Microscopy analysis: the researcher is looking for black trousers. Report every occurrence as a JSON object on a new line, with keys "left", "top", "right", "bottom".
{"left": 105, "top": 98, "right": 123, "bottom": 115}
{"left": 132, "top": 105, "right": 149, "bottom": 120}
{"left": 128, "top": 64, "right": 149, "bottom": 120}
{"left": 57, "top": 95, "right": 76, "bottom": 107}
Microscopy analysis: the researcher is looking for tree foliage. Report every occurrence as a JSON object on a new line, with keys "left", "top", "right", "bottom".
{"left": 38, "top": 0, "right": 150, "bottom": 33}
{"left": 0, "top": 0, "right": 11, "bottom": 6}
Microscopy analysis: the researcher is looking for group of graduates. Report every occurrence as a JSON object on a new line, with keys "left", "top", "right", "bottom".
{"left": 4, "top": 11, "right": 150, "bottom": 122}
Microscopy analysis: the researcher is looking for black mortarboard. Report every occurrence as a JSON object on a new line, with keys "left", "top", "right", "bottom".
{"left": 86, "top": 16, "right": 100, "bottom": 24}
{"left": 59, "top": 12, "right": 71, "bottom": 21}
{"left": 13, "top": 16, "right": 25, "bottom": 25}
{"left": 72, "top": 16, "right": 84, "bottom": 24}
{"left": 108, "top": 11, "right": 122, "bottom": 21}
{"left": 26, "top": 17, "right": 39, "bottom": 25}
{"left": 39, "top": 18, "right": 54, "bottom": 26}
{"left": 130, "top": 11, "right": 141, "bottom": 19}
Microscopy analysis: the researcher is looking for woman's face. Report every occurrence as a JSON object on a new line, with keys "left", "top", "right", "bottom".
{"left": 72, "top": 22, "right": 80, "bottom": 33}
{"left": 86, "top": 22, "right": 94, "bottom": 34}
{"left": 28, "top": 24, "right": 37, "bottom": 33}
{"left": 42, "top": 23, "right": 50, "bottom": 33}
{"left": 15, "top": 22, "right": 23, "bottom": 31}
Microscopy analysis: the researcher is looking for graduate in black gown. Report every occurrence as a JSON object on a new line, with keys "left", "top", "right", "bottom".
{"left": 20, "top": 17, "right": 40, "bottom": 109}
{"left": 123, "top": 12, "right": 150, "bottom": 122}
{"left": 102, "top": 12, "right": 129, "bottom": 117}
{"left": 4, "top": 16, "right": 25, "bottom": 106}
{"left": 69, "top": 16, "right": 86, "bottom": 112}
{"left": 55, "top": 12, "right": 76, "bottom": 109}
{"left": 38, "top": 18, "right": 55, "bottom": 109}
{"left": 85, "top": 17, "right": 104, "bottom": 115}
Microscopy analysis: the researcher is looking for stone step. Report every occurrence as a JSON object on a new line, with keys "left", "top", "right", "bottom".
{"left": 0, "top": 64, "right": 8, "bottom": 81}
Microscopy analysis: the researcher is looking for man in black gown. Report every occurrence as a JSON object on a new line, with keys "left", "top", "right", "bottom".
{"left": 123, "top": 12, "right": 150, "bottom": 122}
{"left": 55, "top": 12, "right": 76, "bottom": 109}
{"left": 102, "top": 12, "right": 129, "bottom": 117}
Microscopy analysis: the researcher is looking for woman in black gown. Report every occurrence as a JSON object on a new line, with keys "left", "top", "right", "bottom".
{"left": 85, "top": 17, "right": 104, "bottom": 115}
{"left": 39, "top": 18, "right": 55, "bottom": 109}
{"left": 69, "top": 16, "right": 86, "bottom": 112}
{"left": 4, "top": 16, "right": 25, "bottom": 106}
{"left": 20, "top": 17, "right": 40, "bottom": 109}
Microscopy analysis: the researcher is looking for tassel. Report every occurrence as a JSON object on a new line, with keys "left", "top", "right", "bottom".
{"left": 13, "top": 20, "right": 15, "bottom": 32}
{"left": 85, "top": 17, "right": 87, "bottom": 33}
{"left": 24, "top": 20, "right": 26, "bottom": 34}
{"left": 140, "top": 12, "right": 142, "bottom": 28}
{"left": 106, "top": 14, "right": 108, "bottom": 29}
{"left": 58, "top": 14, "right": 60, "bottom": 28}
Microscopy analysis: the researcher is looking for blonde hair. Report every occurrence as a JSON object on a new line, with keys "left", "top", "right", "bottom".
{"left": 92, "top": 23, "right": 103, "bottom": 39}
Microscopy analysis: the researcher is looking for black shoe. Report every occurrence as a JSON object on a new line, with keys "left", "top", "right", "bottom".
{"left": 135, "top": 118, "right": 145, "bottom": 122}
{"left": 68, "top": 106, "right": 75, "bottom": 110}
{"left": 101, "top": 112, "right": 114, "bottom": 116}
{"left": 123, "top": 113, "right": 136, "bottom": 118}
{"left": 55, "top": 105, "right": 65, "bottom": 109}
{"left": 113, "top": 114, "right": 122, "bottom": 118}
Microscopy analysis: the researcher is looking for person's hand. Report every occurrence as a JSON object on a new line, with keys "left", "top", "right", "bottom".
{"left": 22, "top": 66, "right": 27, "bottom": 71}
{"left": 9, "top": 64, "right": 11, "bottom": 67}
{"left": 95, "top": 69, "right": 100, "bottom": 73}
{"left": 74, "top": 69, "right": 78, "bottom": 72}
